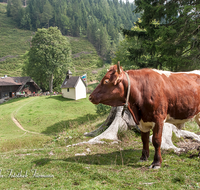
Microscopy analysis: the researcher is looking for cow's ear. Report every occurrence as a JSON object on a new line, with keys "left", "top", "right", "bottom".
{"left": 114, "top": 74, "right": 122, "bottom": 85}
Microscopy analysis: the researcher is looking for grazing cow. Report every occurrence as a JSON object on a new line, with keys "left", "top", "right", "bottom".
{"left": 89, "top": 62, "right": 200, "bottom": 169}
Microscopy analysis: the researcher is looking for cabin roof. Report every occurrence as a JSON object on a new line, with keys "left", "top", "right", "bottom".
{"left": 0, "top": 76, "right": 40, "bottom": 91}
{"left": 61, "top": 76, "right": 87, "bottom": 88}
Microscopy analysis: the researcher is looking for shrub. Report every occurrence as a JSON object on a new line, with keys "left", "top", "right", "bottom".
{"left": 96, "top": 104, "right": 111, "bottom": 115}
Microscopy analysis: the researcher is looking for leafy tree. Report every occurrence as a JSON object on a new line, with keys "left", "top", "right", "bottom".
{"left": 20, "top": 8, "right": 32, "bottom": 29}
{"left": 112, "top": 33, "right": 138, "bottom": 70}
{"left": 123, "top": 0, "right": 200, "bottom": 71}
{"left": 23, "top": 27, "right": 71, "bottom": 92}
{"left": 96, "top": 103, "right": 111, "bottom": 115}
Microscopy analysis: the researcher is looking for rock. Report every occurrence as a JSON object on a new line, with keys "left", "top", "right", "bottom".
{"left": 75, "top": 153, "right": 86, "bottom": 156}
{"left": 86, "top": 148, "right": 91, "bottom": 153}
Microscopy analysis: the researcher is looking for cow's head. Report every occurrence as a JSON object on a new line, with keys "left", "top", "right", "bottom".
{"left": 89, "top": 62, "right": 126, "bottom": 107}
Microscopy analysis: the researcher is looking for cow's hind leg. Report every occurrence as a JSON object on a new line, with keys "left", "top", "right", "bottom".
{"left": 150, "top": 120, "right": 164, "bottom": 169}
{"left": 139, "top": 131, "right": 150, "bottom": 161}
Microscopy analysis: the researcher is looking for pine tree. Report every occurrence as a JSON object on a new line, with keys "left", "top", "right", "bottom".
{"left": 6, "top": 0, "right": 12, "bottom": 17}
{"left": 41, "top": 0, "right": 53, "bottom": 28}
{"left": 10, "top": 0, "right": 23, "bottom": 23}
{"left": 123, "top": 0, "right": 200, "bottom": 71}
{"left": 7, "top": 0, "right": 139, "bottom": 62}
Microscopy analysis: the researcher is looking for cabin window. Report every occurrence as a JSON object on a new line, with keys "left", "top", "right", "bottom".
{"left": 67, "top": 88, "right": 69, "bottom": 92}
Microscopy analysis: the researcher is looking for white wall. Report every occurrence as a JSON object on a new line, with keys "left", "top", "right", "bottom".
{"left": 75, "top": 78, "right": 86, "bottom": 100}
{"left": 62, "top": 88, "right": 75, "bottom": 99}
{"left": 61, "top": 78, "right": 86, "bottom": 100}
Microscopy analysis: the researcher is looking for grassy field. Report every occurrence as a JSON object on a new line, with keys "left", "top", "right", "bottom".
{"left": 0, "top": 95, "right": 199, "bottom": 189}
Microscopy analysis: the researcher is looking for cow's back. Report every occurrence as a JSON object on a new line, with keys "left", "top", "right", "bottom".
{"left": 128, "top": 69, "right": 200, "bottom": 121}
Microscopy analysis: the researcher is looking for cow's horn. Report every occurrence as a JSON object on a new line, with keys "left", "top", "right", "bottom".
{"left": 117, "top": 61, "right": 121, "bottom": 74}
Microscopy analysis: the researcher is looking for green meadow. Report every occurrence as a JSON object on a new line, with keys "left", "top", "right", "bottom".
{"left": 0, "top": 95, "right": 199, "bottom": 189}
{"left": 0, "top": 3, "right": 199, "bottom": 190}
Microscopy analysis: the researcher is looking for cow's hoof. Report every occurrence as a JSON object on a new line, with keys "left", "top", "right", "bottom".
{"left": 149, "top": 164, "right": 161, "bottom": 169}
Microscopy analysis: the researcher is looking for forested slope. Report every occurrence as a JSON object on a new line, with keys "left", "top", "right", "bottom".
{"left": 5, "top": 0, "right": 140, "bottom": 61}
{"left": 0, "top": 3, "right": 102, "bottom": 82}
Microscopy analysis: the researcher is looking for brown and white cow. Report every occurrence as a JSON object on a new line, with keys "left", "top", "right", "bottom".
{"left": 89, "top": 63, "right": 200, "bottom": 169}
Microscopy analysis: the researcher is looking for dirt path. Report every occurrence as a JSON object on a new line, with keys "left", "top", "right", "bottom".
{"left": 11, "top": 97, "right": 40, "bottom": 134}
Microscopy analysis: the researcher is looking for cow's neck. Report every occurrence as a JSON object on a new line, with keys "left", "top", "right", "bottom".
{"left": 122, "top": 70, "right": 141, "bottom": 125}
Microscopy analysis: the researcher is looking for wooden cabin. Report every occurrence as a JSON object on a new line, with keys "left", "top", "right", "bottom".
{"left": 0, "top": 75, "right": 40, "bottom": 99}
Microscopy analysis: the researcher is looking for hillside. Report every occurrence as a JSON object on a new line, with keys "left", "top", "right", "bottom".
{"left": 0, "top": 3, "right": 33, "bottom": 76}
{"left": 5, "top": 0, "right": 139, "bottom": 60}
{"left": 0, "top": 3, "right": 102, "bottom": 82}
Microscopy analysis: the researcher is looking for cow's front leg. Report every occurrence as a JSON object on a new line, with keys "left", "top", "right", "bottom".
{"left": 139, "top": 131, "right": 150, "bottom": 161}
{"left": 150, "top": 120, "right": 164, "bottom": 169}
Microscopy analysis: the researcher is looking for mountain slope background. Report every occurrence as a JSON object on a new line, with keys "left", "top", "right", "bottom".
{"left": 4, "top": 0, "right": 140, "bottom": 62}
{"left": 0, "top": 3, "right": 103, "bottom": 83}
{"left": 0, "top": 1, "right": 139, "bottom": 90}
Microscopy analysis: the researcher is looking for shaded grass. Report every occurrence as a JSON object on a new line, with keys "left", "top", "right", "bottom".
{"left": 185, "top": 120, "right": 200, "bottom": 134}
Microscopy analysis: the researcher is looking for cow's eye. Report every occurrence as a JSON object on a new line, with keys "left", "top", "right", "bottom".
{"left": 104, "top": 79, "right": 109, "bottom": 84}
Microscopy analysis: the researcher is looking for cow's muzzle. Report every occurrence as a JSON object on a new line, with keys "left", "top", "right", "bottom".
{"left": 89, "top": 94, "right": 92, "bottom": 102}
{"left": 89, "top": 94, "right": 98, "bottom": 104}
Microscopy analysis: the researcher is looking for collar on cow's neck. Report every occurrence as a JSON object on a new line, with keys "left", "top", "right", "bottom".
{"left": 122, "top": 71, "right": 131, "bottom": 117}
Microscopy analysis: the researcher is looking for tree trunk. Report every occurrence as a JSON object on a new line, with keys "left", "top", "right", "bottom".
{"left": 149, "top": 123, "right": 200, "bottom": 152}
{"left": 84, "top": 106, "right": 138, "bottom": 142}
{"left": 84, "top": 106, "right": 200, "bottom": 153}
{"left": 49, "top": 74, "right": 53, "bottom": 93}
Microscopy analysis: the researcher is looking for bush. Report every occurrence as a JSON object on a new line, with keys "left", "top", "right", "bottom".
{"left": 96, "top": 104, "right": 111, "bottom": 115}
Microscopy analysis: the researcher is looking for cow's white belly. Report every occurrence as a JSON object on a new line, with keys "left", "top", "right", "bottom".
{"left": 166, "top": 115, "right": 191, "bottom": 128}
{"left": 139, "top": 119, "right": 155, "bottom": 133}
{"left": 138, "top": 113, "right": 200, "bottom": 133}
